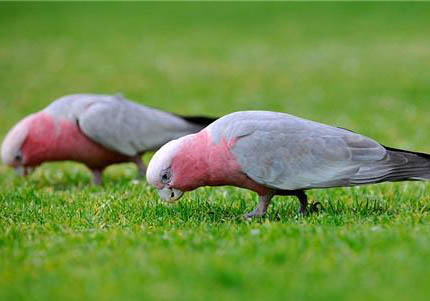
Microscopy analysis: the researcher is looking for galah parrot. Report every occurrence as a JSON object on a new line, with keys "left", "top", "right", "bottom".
{"left": 146, "top": 111, "right": 430, "bottom": 218}
{"left": 1, "top": 94, "right": 216, "bottom": 184}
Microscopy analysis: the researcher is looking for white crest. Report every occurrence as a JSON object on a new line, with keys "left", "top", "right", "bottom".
{"left": 146, "top": 136, "right": 189, "bottom": 186}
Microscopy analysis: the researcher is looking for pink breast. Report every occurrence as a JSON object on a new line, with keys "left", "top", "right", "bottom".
{"left": 22, "top": 113, "right": 130, "bottom": 169}
{"left": 172, "top": 130, "right": 271, "bottom": 196}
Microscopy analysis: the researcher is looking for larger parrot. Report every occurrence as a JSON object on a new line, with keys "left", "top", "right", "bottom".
{"left": 1, "top": 94, "right": 216, "bottom": 184}
{"left": 146, "top": 111, "right": 430, "bottom": 217}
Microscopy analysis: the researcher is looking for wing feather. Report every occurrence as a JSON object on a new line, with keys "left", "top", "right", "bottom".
{"left": 45, "top": 94, "right": 204, "bottom": 157}
{"left": 208, "top": 111, "right": 386, "bottom": 190}
{"left": 78, "top": 96, "right": 204, "bottom": 156}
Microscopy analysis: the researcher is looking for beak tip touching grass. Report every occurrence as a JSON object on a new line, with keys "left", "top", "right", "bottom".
{"left": 158, "top": 187, "right": 184, "bottom": 203}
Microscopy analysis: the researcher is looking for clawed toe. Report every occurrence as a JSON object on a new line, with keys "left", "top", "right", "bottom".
{"left": 244, "top": 193, "right": 273, "bottom": 219}
{"left": 244, "top": 211, "right": 265, "bottom": 220}
{"left": 310, "top": 201, "right": 323, "bottom": 212}
{"left": 298, "top": 201, "right": 323, "bottom": 216}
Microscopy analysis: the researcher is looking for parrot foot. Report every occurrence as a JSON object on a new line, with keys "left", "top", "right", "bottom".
{"left": 25, "top": 166, "right": 35, "bottom": 176}
{"left": 299, "top": 201, "right": 323, "bottom": 215}
{"left": 309, "top": 201, "right": 323, "bottom": 212}
{"left": 297, "top": 190, "right": 308, "bottom": 215}
{"left": 137, "top": 165, "right": 147, "bottom": 179}
{"left": 133, "top": 155, "right": 147, "bottom": 180}
{"left": 92, "top": 170, "right": 103, "bottom": 185}
{"left": 244, "top": 209, "right": 265, "bottom": 219}
{"left": 295, "top": 190, "right": 322, "bottom": 215}
{"left": 16, "top": 166, "right": 35, "bottom": 177}
{"left": 297, "top": 192, "right": 323, "bottom": 216}
{"left": 244, "top": 193, "right": 274, "bottom": 219}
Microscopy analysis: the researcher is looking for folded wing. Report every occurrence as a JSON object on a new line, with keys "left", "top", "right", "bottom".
{"left": 45, "top": 94, "right": 206, "bottom": 157}
{"left": 209, "top": 111, "right": 387, "bottom": 190}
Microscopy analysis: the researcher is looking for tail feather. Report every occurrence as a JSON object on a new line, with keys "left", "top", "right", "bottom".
{"left": 350, "top": 146, "right": 430, "bottom": 185}
{"left": 178, "top": 115, "right": 217, "bottom": 127}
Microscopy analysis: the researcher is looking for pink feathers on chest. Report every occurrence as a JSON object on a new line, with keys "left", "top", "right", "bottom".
{"left": 22, "top": 113, "right": 129, "bottom": 169}
{"left": 171, "top": 130, "right": 270, "bottom": 195}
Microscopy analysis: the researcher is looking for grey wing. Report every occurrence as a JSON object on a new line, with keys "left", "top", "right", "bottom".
{"left": 211, "top": 111, "right": 387, "bottom": 190}
{"left": 78, "top": 96, "right": 204, "bottom": 156}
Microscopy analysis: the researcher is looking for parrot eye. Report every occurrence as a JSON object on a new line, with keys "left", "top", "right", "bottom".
{"left": 15, "top": 154, "right": 22, "bottom": 162}
{"left": 160, "top": 168, "right": 171, "bottom": 184}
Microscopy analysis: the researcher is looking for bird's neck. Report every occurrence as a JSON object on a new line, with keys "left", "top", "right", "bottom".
{"left": 171, "top": 131, "right": 211, "bottom": 191}
{"left": 21, "top": 113, "right": 59, "bottom": 165}
{"left": 22, "top": 112, "right": 128, "bottom": 168}
{"left": 171, "top": 130, "right": 246, "bottom": 191}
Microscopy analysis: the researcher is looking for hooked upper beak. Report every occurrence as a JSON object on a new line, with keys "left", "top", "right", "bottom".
{"left": 157, "top": 187, "right": 184, "bottom": 203}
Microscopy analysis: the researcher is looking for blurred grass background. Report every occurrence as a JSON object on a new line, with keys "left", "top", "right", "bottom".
{"left": 1, "top": 2, "right": 430, "bottom": 301}
{"left": 1, "top": 2, "right": 430, "bottom": 149}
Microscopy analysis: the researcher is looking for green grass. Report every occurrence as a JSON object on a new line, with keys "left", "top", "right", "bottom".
{"left": 1, "top": 2, "right": 430, "bottom": 301}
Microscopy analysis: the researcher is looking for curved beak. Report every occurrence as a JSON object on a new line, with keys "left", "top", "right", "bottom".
{"left": 157, "top": 187, "right": 184, "bottom": 203}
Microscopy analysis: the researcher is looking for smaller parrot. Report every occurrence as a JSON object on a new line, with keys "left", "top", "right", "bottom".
{"left": 1, "top": 94, "right": 216, "bottom": 184}
{"left": 146, "top": 111, "right": 430, "bottom": 218}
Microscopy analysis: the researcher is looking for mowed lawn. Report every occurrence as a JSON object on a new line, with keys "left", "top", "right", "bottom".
{"left": 1, "top": 2, "right": 430, "bottom": 301}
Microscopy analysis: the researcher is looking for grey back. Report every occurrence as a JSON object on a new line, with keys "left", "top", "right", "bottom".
{"left": 207, "top": 111, "right": 387, "bottom": 190}
{"left": 45, "top": 94, "right": 204, "bottom": 156}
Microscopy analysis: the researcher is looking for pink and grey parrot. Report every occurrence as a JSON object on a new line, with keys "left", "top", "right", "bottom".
{"left": 146, "top": 111, "right": 430, "bottom": 218}
{"left": 1, "top": 94, "right": 216, "bottom": 184}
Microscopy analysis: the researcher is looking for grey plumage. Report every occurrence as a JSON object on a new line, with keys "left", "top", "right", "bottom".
{"left": 145, "top": 110, "right": 429, "bottom": 218}
{"left": 45, "top": 94, "right": 215, "bottom": 156}
{"left": 5, "top": 93, "right": 218, "bottom": 184}
{"left": 207, "top": 111, "right": 430, "bottom": 192}
{"left": 349, "top": 147, "right": 430, "bottom": 184}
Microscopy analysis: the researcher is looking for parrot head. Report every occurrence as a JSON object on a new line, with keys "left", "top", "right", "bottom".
{"left": 146, "top": 137, "right": 186, "bottom": 203}
{"left": 1, "top": 114, "right": 37, "bottom": 176}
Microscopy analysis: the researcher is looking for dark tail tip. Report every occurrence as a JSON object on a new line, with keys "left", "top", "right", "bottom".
{"left": 383, "top": 145, "right": 430, "bottom": 181}
{"left": 179, "top": 115, "right": 218, "bottom": 127}
{"left": 383, "top": 145, "right": 430, "bottom": 161}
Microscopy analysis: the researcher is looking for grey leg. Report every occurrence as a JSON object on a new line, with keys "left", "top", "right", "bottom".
{"left": 245, "top": 193, "right": 274, "bottom": 219}
{"left": 92, "top": 169, "right": 103, "bottom": 185}
{"left": 23, "top": 167, "right": 35, "bottom": 176}
{"left": 133, "top": 155, "right": 147, "bottom": 179}
{"left": 295, "top": 190, "right": 322, "bottom": 215}
{"left": 296, "top": 190, "right": 308, "bottom": 215}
